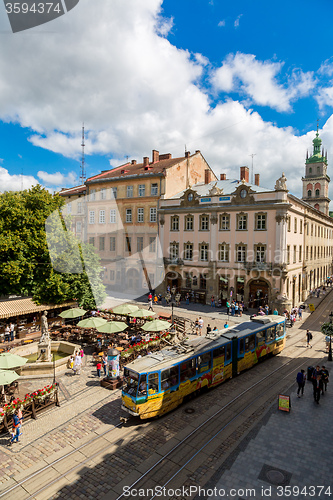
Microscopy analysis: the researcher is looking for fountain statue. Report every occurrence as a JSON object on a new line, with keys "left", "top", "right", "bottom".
{"left": 37, "top": 311, "right": 52, "bottom": 362}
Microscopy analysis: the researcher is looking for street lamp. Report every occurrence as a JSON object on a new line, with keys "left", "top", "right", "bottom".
{"left": 171, "top": 299, "right": 175, "bottom": 327}
{"left": 328, "top": 312, "right": 333, "bottom": 362}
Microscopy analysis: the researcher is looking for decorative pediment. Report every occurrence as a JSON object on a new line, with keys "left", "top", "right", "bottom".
{"left": 230, "top": 183, "right": 255, "bottom": 205}
{"left": 180, "top": 188, "right": 199, "bottom": 207}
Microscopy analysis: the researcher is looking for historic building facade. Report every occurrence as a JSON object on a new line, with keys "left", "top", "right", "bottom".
{"left": 159, "top": 159, "right": 333, "bottom": 311}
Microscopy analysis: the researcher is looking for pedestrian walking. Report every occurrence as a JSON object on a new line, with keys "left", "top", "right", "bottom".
{"left": 211, "top": 295, "right": 215, "bottom": 307}
{"left": 206, "top": 324, "right": 211, "bottom": 335}
{"left": 185, "top": 293, "right": 190, "bottom": 305}
{"left": 306, "top": 329, "right": 313, "bottom": 348}
{"left": 10, "top": 322, "right": 15, "bottom": 341}
{"left": 4, "top": 325, "right": 10, "bottom": 343}
{"left": 148, "top": 299, "right": 154, "bottom": 311}
{"left": 298, "top": 306, "right": 303, "bottom": 320}
{"left": 321, "top": 366, "right": 329, "bottom": 393}
{"left": 325, "top": 335, "right": 331, "bottom": 352}
{"left": 312, "top": 375, "right": 323, "bottom": 404}
{"left": 102, "top": 355, "right": 108, "bottom": 377}
{"left": 17, "top": 406, "right": 23, "bottom": 437}
{"left": 96, "top": 361, "right": 102, "bottom": 378}
{"left": 73, "top": 353, "right": 82, "bottom": 375}
{"left": 296, "top": 369, "right": 306, "bottom": 397}
{"left": 9, "top": 410, "right": 20, "bottom": 445}
{"left": 194, "top": 318, "right": 199, "bottom": 335}
{"left": 198, "top": 317, "right": 204, "bottom": 335}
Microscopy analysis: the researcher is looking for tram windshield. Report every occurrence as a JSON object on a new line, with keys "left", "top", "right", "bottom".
{"left": 123, "top": 368, "right": 140, "bottom": 396}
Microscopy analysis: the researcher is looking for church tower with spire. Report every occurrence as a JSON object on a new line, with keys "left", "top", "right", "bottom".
{"left": 302, "top": 125, "right": 330, "bottom": 215}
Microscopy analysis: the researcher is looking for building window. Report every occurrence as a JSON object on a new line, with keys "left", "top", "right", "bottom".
{"left": 218, "top": 244, "right": 229, "bottom": 262}
{"left": 255, "top": 245, "right": 266, "bottom": 262}
{"left": 99, "top": 210, "right": 105, "bottom": 224}
{"left": 306, "top": 246, "right": 308, "bottom": 260}
{"left": 200, "top": 274, "right": 207, "bottom": 289}
{"left": 300, "top": 220, "right": 303, "bottom": 234}
{"left": 110, "top": 236, "right": 116, "bottom": 252}
{"left": 184, "top": 243, "right": 193, "bottom": 260}
{"left": 237, "top": 214, "right": 247, "bottom": 231}
{"left": 310, "top": 246, "right": 313, "bottom": 259}
{"left": 89, "top": 237, "right": 95, "bottom": 246}
{"left": 76, "top": 221, "right": 82, "bottom": 233}
{"left": 236, "top": 245, "right": 246, "bottom": 262}
{"left": 299, "top": 245, "right": 302, "bottom": 261}
{"left": 112, "top": 187, "right": 117, "bottom": 199}
{"left": 171, "top": 216, "right": 179, "bottom": 231}
{"left": 200, "top": 215, "right": 209, "bottom": 231}
{"left": 138, "top": 184, "right": 145, "bottom": 197}
{"left": 126, "top": 209, "right": 132, "bottom": 223}
{"left": 127, "top": 185, "right": 133, "bottom": 198}
{"left": 255, "top": 213, "right": 266, "bottom": 230}
{"left": 169, "top": 242, "right": 179, "bottom": 260}
{"left": 100, "top": 188, "right": 106, "bottom": 200}
{"left": 77, "top": 201, "right": 82, "bottom": 214}
{"left": 125, "top": 237, "right": 131, "bottom": 253}
{"left": 66, "top": 202, "right": 72, "bottom": 214}
{"left": 137, "top": 237, "right": 143, "bottom": 252}
{"left": 90, "top": 189, "right": 96, "bottom": 201}
{"left": 199, "top": 243, "right": 209, "bottom": 261}
{"left": 219, "top": 214, "right": 230, "bottom": 231}
{"left": 137, "top": 208, "right": 144, "bottom": 223}
{"left": 149, "top": 237, "right": 156, "bottom": 253}
{"left": 311, "top": 224, "right": 313, "bottom": 236}
{"left": 287, "top": 245, "right": 290, "bottom": 264}
{"left": 293, "top": 245, "right": 296, "bottom": 263}
{"left": 151, "top": 183, "right": 158, "bottom": 196}
{"left": 185, "top": 215, "right": 194, "bottom": 231}
{"left": 308, "top": 190, "right": 312, "bottom": 197}
{"left": 110, "top": 270, "right": 115, "bottom": 281}
{"left": 287, "top": 217, "right": 291, "bottom": 231}
{"left": 315, "top": 189, "right": 320, "bottom": 197}
{"left": 99, "top": 237, "right": 105, "bottom": 251}
{"left": 150, "top": 207, "right": 157, "bottom": 222}
{"left": 89, "top": 211, "right": 95, "bottom": 224}
{"left": 294, "top": 218, "right": 297, "bottom": 233}
{"left": 110, "top": 209, "right": 116, "bottom": 223}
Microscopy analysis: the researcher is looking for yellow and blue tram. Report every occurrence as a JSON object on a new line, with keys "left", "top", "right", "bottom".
{"left": 121, "top": 315, "right": 286, "bottom": 419}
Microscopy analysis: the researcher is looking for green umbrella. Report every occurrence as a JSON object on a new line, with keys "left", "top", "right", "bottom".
{"left": 97, "top": 321, "right": 128, "bottom": 334}
{"left": 59, "top": 308, "right": 87, "bottom": 319}
{"left": 129, "top": 309, "right": 156, "bottom": 318}
{"left": 77, "top": 317, "right": 107, "bottom": 328}
{"left": 0, "top": 369, "right": 19, "bottom": 385}
{"left": 0, "top": 353, "right": 28, "bottom": 370}
{"left": 112, "top": 304, "right": 139, "bottom": 315}
{"left": 141, "top": 319, "right": 171, "bottom": 332}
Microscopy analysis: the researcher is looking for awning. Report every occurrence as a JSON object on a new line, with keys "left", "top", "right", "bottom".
{"left": 0, "top": 298, "right": 76, "bottom": 320}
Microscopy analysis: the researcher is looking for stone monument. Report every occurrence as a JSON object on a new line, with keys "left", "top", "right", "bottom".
{"left": 37, "top": 311, "right": 52, "bottom": 362}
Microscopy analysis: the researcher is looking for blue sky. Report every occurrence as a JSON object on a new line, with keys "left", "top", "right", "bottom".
{"left": 1, "top": 0, "right": 333, "bottom": 197}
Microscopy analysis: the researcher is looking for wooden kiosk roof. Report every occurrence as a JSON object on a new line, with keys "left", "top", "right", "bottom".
{"left": 0, "top": 298, "right": 76, "bottom": 320}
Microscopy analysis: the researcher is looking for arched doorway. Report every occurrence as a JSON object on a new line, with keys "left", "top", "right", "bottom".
{"left": 165, "top": 271, "right": 182, "bottom": 293}
{"left": 248, "top": 279, "right": 271, "bottom": 309}
{"left": 126, "top": 268, "right": 140, "bottom": 291}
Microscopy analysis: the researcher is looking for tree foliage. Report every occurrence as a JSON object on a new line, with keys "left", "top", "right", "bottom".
{"left": 320, "top": 322, "right": 333, "bottom": 336}
{"left": 0, "top": 185, "right": 106, "bottom": 309}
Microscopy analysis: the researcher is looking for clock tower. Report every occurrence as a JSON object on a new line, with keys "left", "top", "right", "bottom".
{"left": 302, "top": 126, "right": 330, "bottom": 215}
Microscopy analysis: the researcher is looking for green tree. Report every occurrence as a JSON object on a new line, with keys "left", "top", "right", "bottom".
{"left": 0, "top": 185, "right": 106, "bottom": 308}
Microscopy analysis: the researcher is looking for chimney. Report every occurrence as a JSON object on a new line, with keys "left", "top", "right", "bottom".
{"left": 254, "top": 173, "right": 260, "bottom": 186}
{"left": 131, "top": 159, "right": 137, "bottom": 165}
{"left": 143, "top": 157, "right": 149, "bottom": 167}
{"left": 240, "top": 166, "right": 249, "bottom": 183}
{"left": 204, "top": 169, "right": 211, "bottom": 184}
{"left": 152, "top": 150, "right": 159, "bottom": 163}
{"left": 185, "top": 151, "right": 190, "bottom": 158}
{"left": 220, "top": 173, "right": 226, "bottom": 180}
{"left": 159, "top": 153, "right": 172, "bottom": 160}
{"left": 195, "top": 150, "right": 201, "bottom": 154}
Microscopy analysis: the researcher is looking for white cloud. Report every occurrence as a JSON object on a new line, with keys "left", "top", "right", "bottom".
{"left": 211, "top": 53, "right": 315, "bottom": 112}
{"left": 234, "top": 14, "right": 243, "bottom": 27}
{"left": 0, "top": 167, "right": 38, "bottom": 191}
{"left": 218, "top": 20, "right": 225, "bottom": 27}
{"left": 37, "top": 170, "right": 77, "bottom": 186}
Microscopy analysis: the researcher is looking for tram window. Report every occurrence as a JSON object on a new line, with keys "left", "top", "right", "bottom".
{"left": 148, "top": 372, "right": 159, "bottom": 393}
{"left": 245, "top": 335, "right": 255, "bottom": 351}
{"left": 180, "top": 358, "right": 196, "bottom": 382}
{"left": 197, "top": 352, "right": 211, "bottom": 374}
{"left": 276, "top": 324, "right": 284, "bottom": 337}
{"left": 239, "top": 338, "right": 244, "bottom": 355}
{"left": 256, "top": 329, "right": 265, "bottom": 342}
{"left": 123, "top": 369, "right": 139, "bottom": 396}
{"left": 225, "top": 344, "right": 231, "bottom": 361}
{"left": 138, "top": 374, "right": 147, "bottom": 395}
{"left": 161, "top": 366, "right": 179, "bottom": 390}
{"left": 213, "top": 346, "right": 225, "bottom": 359}
{"left": 267, "top": 327, "right": 275, "bottom": 341}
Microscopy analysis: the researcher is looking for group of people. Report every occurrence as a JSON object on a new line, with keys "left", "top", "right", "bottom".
{"left": 296, "top": 365, "right": 329, "bottom": 404}
{"left": 226, "top": 300, "right": 244, "bottom": 316}
{"left": 0, "top": 322, "right": 15, "bottom": 343}
{"left": 67, "top": 348, "right": 84, "bottom": 375}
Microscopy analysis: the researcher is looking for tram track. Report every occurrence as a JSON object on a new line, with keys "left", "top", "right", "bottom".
{"left": 0, "top": 322, "right": 326, "bottom": 500}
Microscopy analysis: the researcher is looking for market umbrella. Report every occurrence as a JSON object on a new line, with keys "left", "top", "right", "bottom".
{"left": 141, "top": 319, "right": 171, "bottom": 332}
{"left": 97, "top": 321, "right": 128, "bottom": 334}
{"left": 77, "top": 317, "right": 107, "bottom": 328}
{"left": 129, "top": 309, "right": 156, "bottom": 318}
{"left": 59, "top": 308, "right": 87, "bottom": 319}
{"left": 112, "top": 304, "right": 139, "bottom": 315}
{"left": 0, "top": 353, "right": 28, "bottom": 370}
{"left": 0, "top": 369, "right": 19, "bottom": 385}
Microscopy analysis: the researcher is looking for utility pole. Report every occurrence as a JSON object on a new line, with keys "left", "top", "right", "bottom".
{"left": 249, "top": 153, "right": 256, "bottom": 184}
{"left": 80, "top": 123, "right": 86, "bottom": 185}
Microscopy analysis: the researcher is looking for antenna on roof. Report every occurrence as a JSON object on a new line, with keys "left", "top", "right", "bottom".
{"left": 80, "top": 123, "right": 86, "bottom": 185}
{"left": 185, "top": 144, "right": 187, "bottom": 154}
{"left": 249, "top": 153, "right": 256, "bottom": 184}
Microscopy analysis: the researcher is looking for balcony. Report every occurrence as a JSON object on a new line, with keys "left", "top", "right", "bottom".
{"left": 163, "top": 257, "right": 184, "bottom": 266}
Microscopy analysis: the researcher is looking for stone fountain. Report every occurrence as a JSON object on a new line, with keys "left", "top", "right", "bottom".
{"left": 37, "top": 311, "right": 52, "bottom": 362}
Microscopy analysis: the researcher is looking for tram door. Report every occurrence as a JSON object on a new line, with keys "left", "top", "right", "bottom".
{"left": 232, "top": 337, "right": 238, "bottom": 378}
